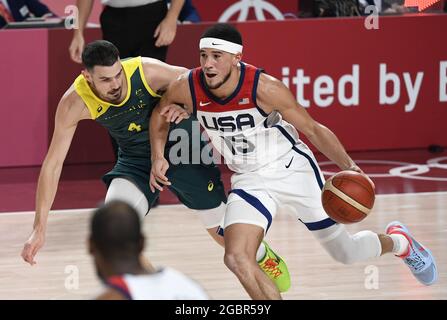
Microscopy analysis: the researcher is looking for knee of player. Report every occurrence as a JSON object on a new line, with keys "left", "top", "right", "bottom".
{"left": 223, "top": 251, "right": 253, "bottom": 274}
{"left": 324, "top": 229, "right": 380, "bottom": 265}
{"left": 326, "top": 237, "right": 357, "bottom": 265}
{"left": 332, "top": 250, "right": 357, "bottom": 265}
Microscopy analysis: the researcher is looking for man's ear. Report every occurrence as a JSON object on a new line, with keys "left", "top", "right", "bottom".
{"left": 82, "top": 69, "right": 92, "bottom": 83}
{"left": 233, "top": 52, "right": 242, "bottom": 66}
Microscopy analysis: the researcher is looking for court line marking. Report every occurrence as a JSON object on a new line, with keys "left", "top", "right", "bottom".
{"left": 376, "top": 190, "right": 447, "bottom": 198}
{"left": 1, "top": 191, "right": 446, "bottom": 216}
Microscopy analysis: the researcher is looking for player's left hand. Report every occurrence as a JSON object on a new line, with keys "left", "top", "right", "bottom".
{"left": 21, "top": 229, "right": 45, "bottom": 266}
{"left": 160, "top": 104, "right": 190, "bottom": 124}
{"left": 150, "top": 158, "right": 171, "bottom": 192}
{"left": 347, "top": 165, "right": 376, "bottom": 190}
{"left": 154, "top": 16, "right": 177, "bottom": 47}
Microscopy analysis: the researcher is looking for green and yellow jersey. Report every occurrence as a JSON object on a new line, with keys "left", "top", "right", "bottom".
{"left": 74, "top": 56, "right": 160, "bottom": 157}
{"left": 72, "top": 57, "right": 226, "bottom": 210}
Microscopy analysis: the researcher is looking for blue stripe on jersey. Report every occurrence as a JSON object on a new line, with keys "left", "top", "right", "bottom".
{"left": 199, "top": 62, "right": 246, "bottom": 105}
{"left": 188, "top": 70, "right": 197, "bottom": 117}
{"left": 299, "top": 217, "right": 337, "bottom": 231}
{"left": 217, "top": 226, "right": 224, "bottom": 236}
{"left": 263, "top": 118, "right": 268, "bottom": 128}
{"left": 292, "top": 146, "right": 324, "bottom": 190}
{"left": 229, "top": 189, "right": 273, "bottom": 232}
{"left": 272, "top": 124, "right": 324, "bottom": 190}
{"left": 252, "top": 68, "right": 268, "bottom": 117}
{"left": 273, "top": 124, "right": 297, "bottom": 145}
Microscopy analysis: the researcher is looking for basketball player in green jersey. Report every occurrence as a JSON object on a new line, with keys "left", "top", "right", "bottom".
{"left": 20, "top": 40, "right": 291, "bottom": 292}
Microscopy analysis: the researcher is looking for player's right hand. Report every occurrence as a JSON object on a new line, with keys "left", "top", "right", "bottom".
{"left": 160, "top": 104, "right": 190, "bottom": 124}
{"left": 347, "top": 165, "right": 375, "bottom": 190}
{"left": 21, "top": 229, "right": 46, "bottom": 266}
{"left": 150, "top": 158, "right": 171, "bottom": 192}
{"left": 69, "top": 33, "right": 85, "bottom": 64}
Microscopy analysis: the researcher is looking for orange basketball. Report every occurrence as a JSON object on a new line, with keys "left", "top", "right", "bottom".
{"left": 322, "top": 171, "right": 375, "bottom": 224}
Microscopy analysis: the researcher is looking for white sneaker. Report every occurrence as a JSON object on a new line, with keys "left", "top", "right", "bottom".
{"left": 386, "top": 221, "right": 438, "bottom": 286}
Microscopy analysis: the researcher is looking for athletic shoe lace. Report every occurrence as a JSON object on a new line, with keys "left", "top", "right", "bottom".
{"left": 260, "top": 258, "right": 282, "bottom": 279}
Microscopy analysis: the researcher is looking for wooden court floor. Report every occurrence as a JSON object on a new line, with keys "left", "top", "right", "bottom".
{"left": 0, "top": 191, "right": 446, "bottom": 300}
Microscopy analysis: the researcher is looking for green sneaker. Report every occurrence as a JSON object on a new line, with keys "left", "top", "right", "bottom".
{"left": 258, "top": 241, "right": 291, "bottom": 292}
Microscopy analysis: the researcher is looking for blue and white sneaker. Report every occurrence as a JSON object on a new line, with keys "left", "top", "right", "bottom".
{"left": 386, "top": 221, "right": 438, "bottom": 286}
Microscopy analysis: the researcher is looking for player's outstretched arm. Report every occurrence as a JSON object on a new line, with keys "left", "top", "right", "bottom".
{"left": 21, "top": 89, "right": 89, "bottom": 266}
{"left": 141, "top": 58, "right": 187, "bottom": 95}
{"left": 149, "top": 73, "right": 192, "bottom": 192}
{"left": 256, "top": 73, "right": 364, "bottom": 173}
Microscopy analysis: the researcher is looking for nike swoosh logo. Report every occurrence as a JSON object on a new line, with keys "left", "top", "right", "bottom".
{"left": 285, "top": 157, "right": 294, "bottom": 168}
{"left": 199, "top": 101, "right": 211, "bottom": 106}
{"left": 212, "top": 42, "right": 221, "bottom": 45}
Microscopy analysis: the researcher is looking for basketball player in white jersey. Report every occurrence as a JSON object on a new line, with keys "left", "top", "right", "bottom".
{"left": 149, "top": 24, "right": 438, "bottom": 299}
{"left": 90, "top": 200, "right": 209, "bottom": 300}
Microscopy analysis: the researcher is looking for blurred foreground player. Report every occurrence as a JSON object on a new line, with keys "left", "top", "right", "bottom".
{"left": 90, "top": 200, "right": 209, "bottom": 300}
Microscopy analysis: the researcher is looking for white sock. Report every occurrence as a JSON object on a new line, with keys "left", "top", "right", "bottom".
{"left": 389, "top": 234, "right": 410, "bottom": 256}
{"left": 256, "top": 242, "right": 266, "bottom": 262}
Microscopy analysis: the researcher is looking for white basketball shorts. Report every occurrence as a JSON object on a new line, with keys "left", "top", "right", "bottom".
{"left": 219, "top": 143, "right": 337, "bottom": 235}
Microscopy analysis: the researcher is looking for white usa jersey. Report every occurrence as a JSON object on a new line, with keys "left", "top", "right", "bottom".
{"left": 189, "top": 62, "right": 300, "bottom": 173}
{"left": 106, "top": 267, "right": 209, "bottom": 300}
